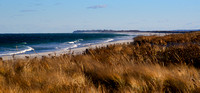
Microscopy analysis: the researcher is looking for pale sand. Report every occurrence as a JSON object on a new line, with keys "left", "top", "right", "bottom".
{"left": 1, "top": 39, "right": 133, "bottom": 61}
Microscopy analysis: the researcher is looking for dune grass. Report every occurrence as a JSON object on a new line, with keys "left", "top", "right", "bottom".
{"left": 1, "top": 31, "right": 200, "bottom": 92}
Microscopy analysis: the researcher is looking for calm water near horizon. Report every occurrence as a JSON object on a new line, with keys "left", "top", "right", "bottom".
{"left": 0, "top": 33, "right": 134, "bottom": 56}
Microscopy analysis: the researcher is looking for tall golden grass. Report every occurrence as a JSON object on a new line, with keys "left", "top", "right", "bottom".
{"left": 0, "top": 31, "right": 200, "bottom": 93}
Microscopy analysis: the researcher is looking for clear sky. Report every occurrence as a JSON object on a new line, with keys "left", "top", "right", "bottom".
{"left": 0, "top": 0, "right": 200, "bottom": 33}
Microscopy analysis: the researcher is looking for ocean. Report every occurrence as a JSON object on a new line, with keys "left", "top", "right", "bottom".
{"left": 0, "top": 33, "right": 134, "bottom": 56}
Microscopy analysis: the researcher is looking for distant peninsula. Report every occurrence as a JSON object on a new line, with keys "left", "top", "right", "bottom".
{"left": 73, "top": 29, "right": 200, "bottom": 33}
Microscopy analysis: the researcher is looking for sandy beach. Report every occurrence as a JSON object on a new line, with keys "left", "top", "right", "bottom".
{"left": 1, "top": 39, "right": 133, "bottom": 61}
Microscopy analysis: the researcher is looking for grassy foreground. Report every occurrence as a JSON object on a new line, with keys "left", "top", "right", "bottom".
{"left": 1, "top": 32, "right": 200, "bottom": 93}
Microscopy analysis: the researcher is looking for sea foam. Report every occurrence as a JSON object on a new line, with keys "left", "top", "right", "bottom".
{"left": 104, "top": 39, "right": 114, "bottom": 43}
{"left": 67, "top": 39, "right": 83, "bottom": 44}
{"left": 0, "top": 46, "right": 34, "bottom": 56}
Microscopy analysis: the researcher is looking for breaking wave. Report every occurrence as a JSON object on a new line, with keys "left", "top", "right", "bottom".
{"left": 104, "top": 39, "right": 114, "bottom": 43}
{"left": 67, "top": 39, "right": 83, "bottom": 44}
{"left": 64, "top": 44, "right": 80, "bottom": 50}
{"left": 0, "top": 46, "right": 34, "bottom": 56}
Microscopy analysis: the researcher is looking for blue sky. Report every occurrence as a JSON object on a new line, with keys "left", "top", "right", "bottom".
{"left": 0, "top": 0, "right": 200, "bottom": 33}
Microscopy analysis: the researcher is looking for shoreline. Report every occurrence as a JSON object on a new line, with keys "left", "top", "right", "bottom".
{"left": 1, "top": 39, "right": 133, "bottom": 61}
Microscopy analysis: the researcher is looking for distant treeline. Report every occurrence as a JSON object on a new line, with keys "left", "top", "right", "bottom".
{"left": 73, "top": 29, "right": 200, "bottom": 33}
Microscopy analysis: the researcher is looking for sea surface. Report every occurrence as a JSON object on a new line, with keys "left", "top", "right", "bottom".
{"left": 0, "top": 33, "right": 135, "bottom": 56}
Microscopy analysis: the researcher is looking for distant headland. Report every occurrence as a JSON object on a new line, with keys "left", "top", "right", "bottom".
{"left": 73, "top": 29, "right": 200, "bottom": 33}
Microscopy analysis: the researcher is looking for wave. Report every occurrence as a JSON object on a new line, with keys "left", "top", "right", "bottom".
{"left": 104, "top": 39, "right": 114, "bottom": 43}
{"left": 67, "top": 39, "right": 83, "bottom": 44}
{"left": 0, "top": 46, "right": 34, "bottom": 56}
{"left": 64, "top": 43, "right": 80, "bottom": 50}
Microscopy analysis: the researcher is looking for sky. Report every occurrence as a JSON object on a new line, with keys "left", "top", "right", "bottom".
{"left": 0, "top": 0, "right": 200, "bottom": 33}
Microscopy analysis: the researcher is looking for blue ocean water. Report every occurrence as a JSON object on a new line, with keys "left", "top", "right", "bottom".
{"left": 0, "top": 33, "right": 134, "bottom": 56}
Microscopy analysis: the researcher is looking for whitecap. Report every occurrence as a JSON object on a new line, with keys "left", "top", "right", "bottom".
{"left": 68, "top": 39, "right": 83, "bottom": 44}
{"left": 68, "top": 42, "right": 75, "bottom": 44}
{"left": 63, "top": 44, "right": 79, "bottom": 50}
{"left": 104, "top": 39, "right": 114, "bottom": 43}
{"left": 0, "top": 46, "right": 34, "bottom": 56}
{"left": 71, "top": 44, "right": 78, "bottom": 48}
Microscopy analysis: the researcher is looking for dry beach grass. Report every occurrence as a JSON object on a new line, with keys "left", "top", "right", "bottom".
{"left": 1, "top": 31, "right": 200, "bottom": 92}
